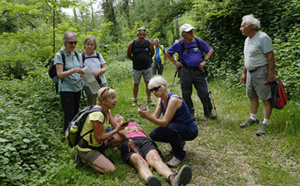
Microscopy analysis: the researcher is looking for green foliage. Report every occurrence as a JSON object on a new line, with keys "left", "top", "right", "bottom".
{"left": 192, "top": 0, "right": 300, "bottom": 99}
{"left": 0, "top": 68, "right": 67, "bottom": 184}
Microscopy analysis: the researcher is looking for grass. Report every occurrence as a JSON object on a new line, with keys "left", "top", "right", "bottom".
{"left": 3, "top": 61, "right": 298, "bottom": 185}
{"left": 57, "top": 62, "right": 299, "bottom": 186}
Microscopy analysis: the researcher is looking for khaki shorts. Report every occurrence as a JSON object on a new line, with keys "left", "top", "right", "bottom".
{"left": 77, "top": 150, "right": 103, "bottom": 164}
{"left": 246, "top": 65, "right": 271, "bottom": 101}
{"left": 132, "top": 67, "right": 152, "bottom": 84}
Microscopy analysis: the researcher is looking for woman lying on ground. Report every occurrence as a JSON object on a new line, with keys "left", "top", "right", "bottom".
{"left": 75, "top": 87, "right": 138, "bottom": 173}
{"left": 115, "top": 114, "right": 192, "bottom": 186}
{"left": 138, "top": 75, "right": 198, "bottom": 167}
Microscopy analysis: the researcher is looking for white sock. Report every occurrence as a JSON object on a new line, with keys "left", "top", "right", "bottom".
{"left": 250, "top": 114, "right": 257, "bottom": 121}
{"left": 263, "top": 118, "right": 269, "bottom": 125}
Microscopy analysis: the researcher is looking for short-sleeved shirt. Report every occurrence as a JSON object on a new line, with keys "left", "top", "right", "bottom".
{"left": 80, "top": 51, "right": 107, "bottom": 86}
{"left": 244, "top": 31, "right": 273, "bottom": 71}
{"left": 54, "top": 49, "right": 82, "bottom": 92}
{"left": 167, "top": 38, "right": 212, "bottom": 68}
{"left": 77, "top": 109, "right": 110, "bottom": 152}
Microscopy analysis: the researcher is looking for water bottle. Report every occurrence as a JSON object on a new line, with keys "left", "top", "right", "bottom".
{"left": 69, "top": 123, "right": 78, "bottom": 147}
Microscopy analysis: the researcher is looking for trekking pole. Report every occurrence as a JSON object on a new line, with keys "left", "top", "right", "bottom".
{"left": 170, "top": 70, "right": 178, "bottom": 92}
{"left": 204, "top": 77, "right": 221, "bottom": 126}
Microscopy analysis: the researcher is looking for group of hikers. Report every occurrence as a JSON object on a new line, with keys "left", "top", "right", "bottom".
{"left": 53, "top": 14, "right": 277, "bottom": 185}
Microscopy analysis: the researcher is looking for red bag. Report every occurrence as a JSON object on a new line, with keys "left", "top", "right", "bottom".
{"left": 271, "top": 79, "right": 287, "bottom": 109}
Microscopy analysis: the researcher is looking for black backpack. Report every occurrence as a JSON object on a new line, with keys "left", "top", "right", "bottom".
{"left": 48, "top": 50, "right": 79, "bottom": 93}
{"left": 81, "top": 51, "right": 101, "bottom": 65}
{"left": 179, "top": 37, "right": 204, "bottom": 66}
{"left": 65, "top": 105, "right": 106, "bottom": 148}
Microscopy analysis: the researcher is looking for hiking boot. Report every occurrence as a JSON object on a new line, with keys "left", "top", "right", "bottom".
{"left": 147, "top": 98, "right": 155, "bottom": 106}
{"left": 132, "top": 99, "right": 137, "bottom": 107}
{"left": 240, "top": 118, "right": 259, "bottom": 128}
{"left": 204, "top": 112, "right": 217, "bottom": 120}
{"left": 74, "top": 152, "right": 84, "bottom": 169}
{"left": 167, "top": 156, "right": 181, "bottom": 167}
{"left": 147, "top": 176, "right": 162, "bottom": 186}
{"left": 170, "top": 165, "right": 192, "bottom": 186}
{"left": 170, "top": 141, "right": 186, "bottom": 154}
{"left": 256, "top": 123, "right": 268, "bottom": 136}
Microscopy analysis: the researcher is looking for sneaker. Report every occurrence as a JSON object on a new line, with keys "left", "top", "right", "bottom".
{"left": 170, "top": 141, "right": 186, "bottom": 154}
{"left": 74, "top": 152, "right": 84, "bottom": 169}
{"left": 240, "top": 118, "right": 259, "bottom": 128}
{"left": 167, "top": 156, "right": 181, "bottom": 167}
{"left": 170, "top": 165, "right": 192, "bottom": 186}
{"left": 147, "top": 176, "right": 162, "bottom": 186}
{"left": 256, "top": 123, "right": 268, "bottom": 136}
{"left": 204, "top": 112, "right": 217, "bottom": 120}
{"left": 147, "top": 98, "right": 155, "bottom": 106}
{"left": 132, "top": 99, "right": 137, "bottom": 107}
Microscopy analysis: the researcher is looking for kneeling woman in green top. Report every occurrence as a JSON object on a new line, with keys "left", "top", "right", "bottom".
{"left": 76, "top": 87, "right": 138, "bottom": 173}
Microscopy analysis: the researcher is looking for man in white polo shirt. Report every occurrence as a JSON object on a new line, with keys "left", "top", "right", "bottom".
{"left": 239, "top": 14, "right": 276, "bottom": 136}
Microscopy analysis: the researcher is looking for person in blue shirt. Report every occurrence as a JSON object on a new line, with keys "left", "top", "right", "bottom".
{"left": 54, "top": 31, "right": 84, "bottom": 131}
{"left": 152, "top": 38, "right": 166, "bottom": 75}
{"left": 166, "top": 24, "right": 216, "bottom": 120}
{"left": 138, "top": 75, "right": 198, "bottom": 167}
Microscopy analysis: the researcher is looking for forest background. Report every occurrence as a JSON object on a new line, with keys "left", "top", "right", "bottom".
{"left": 0, "top": 0, "right": 299, "bottom": 185}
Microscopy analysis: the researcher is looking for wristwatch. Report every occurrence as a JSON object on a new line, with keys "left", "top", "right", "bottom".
{"left": 203, "top": 59, "right": 208, "bottom": 62}
{"left": 127, "top": 137, "right": 132, "bottom": 141}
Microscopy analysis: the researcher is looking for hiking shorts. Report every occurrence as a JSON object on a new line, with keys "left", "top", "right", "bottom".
{"left": 77, "top": 142, "right": 105, "bottom": 164}
{"left": 246, "top": 65, "right": 271, "bottom": 101}
{"left": 132, "top": 67, "right": 152, "bottom": 84}
{"left": 120, "top": 137, "right": 159, "bottom": 163}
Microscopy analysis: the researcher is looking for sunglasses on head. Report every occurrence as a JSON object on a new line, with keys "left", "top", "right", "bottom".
{"left": 150, "top": 86, "right": 161, "bottom": 92}
{"left": 137, "top": 28, "right": 146, "bottom": 32}
{"left": 100, "top": 87, "right": 113, "bottom": 97}
{"left": 68, "top": 41, "right": 78, "bottom": 45}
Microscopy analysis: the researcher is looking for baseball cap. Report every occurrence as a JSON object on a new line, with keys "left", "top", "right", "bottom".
{"left": 180, "top": 24, "right": 194, "bottom": 34}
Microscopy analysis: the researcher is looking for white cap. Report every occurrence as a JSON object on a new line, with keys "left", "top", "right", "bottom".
{"left": 180, "top": 24, "right": 194, "bottom": 34}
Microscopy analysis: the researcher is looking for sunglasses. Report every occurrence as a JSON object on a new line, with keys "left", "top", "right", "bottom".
{"left": 68, "top": 41, "right": 78, "bottom": 45}
{"left": 150, "top": 86, "right": 161, "bottom": 92}
{"left": 100, "top": 87, "right": 113, "bottom": 96}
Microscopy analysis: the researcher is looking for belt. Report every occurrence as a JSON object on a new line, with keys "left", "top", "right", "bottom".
{"left": 183, "top": 66, "right": 200, "bottom": 72}
{"left": 249, "top": 69, "right": 258, "bottom": 73}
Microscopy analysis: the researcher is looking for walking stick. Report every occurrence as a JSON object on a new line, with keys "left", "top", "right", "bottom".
{"left": 204, "top": 77, "right": 221, "bottom": 126}
{"left": 170, "top": 70, "right": 178, "bottom": 92}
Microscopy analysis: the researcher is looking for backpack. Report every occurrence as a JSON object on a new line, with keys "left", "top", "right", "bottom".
{"left": 81, "top": 51, "right": 101, "bottom": 65}
{"left": 65, "top": 105, "right": 106, "bottom": 148}
{"left": 271, "top": 79, "right": 287, "bottom": 109}
{"left": 48, "top": 50, "right": 79, "bottom": 93}
{"left": 179, "top": 37, "right": 204, "bottom": 65}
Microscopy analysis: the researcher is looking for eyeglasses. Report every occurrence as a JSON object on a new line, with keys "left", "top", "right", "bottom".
{"left": 150, "top": 86, "right": 161, "bottom": 92}
{"left": 68, "top": 41, "right": 78, "bottom": 45}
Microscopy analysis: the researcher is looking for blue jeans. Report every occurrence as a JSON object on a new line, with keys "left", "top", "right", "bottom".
{"left": 150, "top": 122, "right": 198, "bottom": 160}
{"left": 180, "top": 67, "right": 213, "bottom": 117}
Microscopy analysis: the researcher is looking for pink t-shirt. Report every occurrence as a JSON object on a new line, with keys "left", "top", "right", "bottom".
{"left": 127, "top": 122, "right": 147, "bottom": 138}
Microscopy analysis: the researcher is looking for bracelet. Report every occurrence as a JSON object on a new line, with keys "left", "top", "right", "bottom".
{"left": 203, "top": 59, "right": 208, "bottom": 62}
{"left": 127, "top": 137, "right": 132, "bottom": 141}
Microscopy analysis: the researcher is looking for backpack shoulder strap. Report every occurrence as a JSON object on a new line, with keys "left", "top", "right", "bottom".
{"left": 81, "top": 51, "right": 86, "bottom": 64}
{"left": 194, "top": 37, "right": 204, "bottom": 52}
{"left": 131, "top": 39, "right": 137, "bottom": 52}
{"left": 59, "top": 50, "right": 66, "bottom": 71}
{"left": 96, "top": 51, "right": 100, "bottom": 60}
{"left": 74, "top": 51, "right": 79, "bottom": 61}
